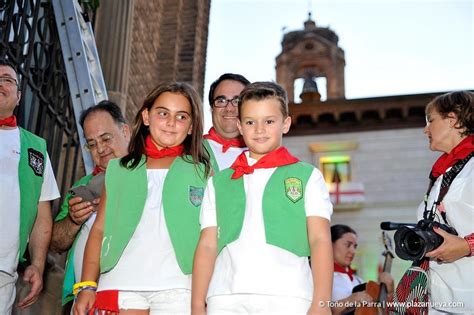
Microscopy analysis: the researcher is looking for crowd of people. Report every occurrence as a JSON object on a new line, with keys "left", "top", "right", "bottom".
{"left": 1, "top": 57, "right": 473, "bottom": 314}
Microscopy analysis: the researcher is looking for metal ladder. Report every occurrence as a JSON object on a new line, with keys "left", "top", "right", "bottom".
{"left": 52, "top": 0, "right": 107, "bottom": 174}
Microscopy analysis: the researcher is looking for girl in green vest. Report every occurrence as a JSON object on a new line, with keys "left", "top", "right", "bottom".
{"left": 74, "top": 82, "right": 211, "bottom": 314}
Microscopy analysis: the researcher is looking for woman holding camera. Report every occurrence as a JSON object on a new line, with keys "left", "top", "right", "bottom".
{"left": 418, "top": 91, "right": 474, "bottom": 314}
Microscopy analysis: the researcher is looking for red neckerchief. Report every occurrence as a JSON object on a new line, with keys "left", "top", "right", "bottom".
{"left": 144, "top": 135, "right": 184, "bottom": 159}
{"left": 0, "top": 115, "right": 17, "bottom": 127}
{"left": 204, "top": 127, "right": 246, "bottom": 153}
{"left": 92, "top": 166, "right": 105, "bottom": 176}
{"left": 230, "top": 146, "right": 299, "bottom": 179}
{"left": 334, "top": 262, "right": 356, "bottom": 281}
{"left": 430, "top": 135, "right": 474, "bottom": 179}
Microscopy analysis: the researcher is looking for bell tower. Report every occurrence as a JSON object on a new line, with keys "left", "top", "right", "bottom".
{"left": 276, "top": 13, "right": 345, "bottom": 102}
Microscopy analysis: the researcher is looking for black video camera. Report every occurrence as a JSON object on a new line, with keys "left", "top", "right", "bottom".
{"left": 381, "top": 220, "right": 457, "bottom": 261}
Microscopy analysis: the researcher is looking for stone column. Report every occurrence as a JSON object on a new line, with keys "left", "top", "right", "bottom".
{"left": 93, "top": 0, "right": 134, "bottom": 112}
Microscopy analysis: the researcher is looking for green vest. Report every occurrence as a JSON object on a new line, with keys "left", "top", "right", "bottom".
{"left": 203, "top": 139, "right": 220, "bottom": 172}
{"left": 18, "top": 128, "right": 47, "bottom": 263}
{"left": 55, "top": 174, "right": 94, "bottom": 305}
{"left": 213, "top": 162, "right": 314, "bottom": 257}
{"left": 101, "top": 155, "right": 208, "bottom": 274}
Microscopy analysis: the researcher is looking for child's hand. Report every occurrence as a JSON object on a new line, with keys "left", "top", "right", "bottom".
{"left": 73, "top": 289, "right": 96, "bottom": 315}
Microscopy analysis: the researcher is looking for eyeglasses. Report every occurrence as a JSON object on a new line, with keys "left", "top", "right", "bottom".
{"left": 84, "top": 133, "right": 114, "bottom": 151}
{"left": 213, "top": 97, "right": 239, "bottom": 108}
{"left": 0, "top": 76, "right": 18, "bottom": 87}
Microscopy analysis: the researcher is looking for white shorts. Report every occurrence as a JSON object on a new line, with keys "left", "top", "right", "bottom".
{"left": 207, "top": 294, "right": 311, "bottom": 314}
{"left": 118, "top": 289, "right": 190, "bottom": 314}
{"left": 0, "top": 271, "right": 17, "bottom": 315}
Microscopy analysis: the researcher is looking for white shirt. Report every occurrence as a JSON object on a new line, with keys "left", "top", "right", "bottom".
{"left": 200, "top": 153, "right": 333, "bottom": 300}
{"left": 416, "top": 158, "right": 474, "bottom": 314}
{"left": 73, "top": 212, "right": 96, "bottom": 282}
{"left": 206, "top": 139, "right": 246, "bottom": 171}
{"left": 0, "top": 128, "right": 60, "bottom": 274}
{"left": 332, "top": 271, "right": 364, "bottom": 301}
{"left": 98, "top": 169, "right": 191, "bottom": 291}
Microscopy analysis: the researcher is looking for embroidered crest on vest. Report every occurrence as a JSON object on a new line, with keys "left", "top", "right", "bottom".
{"left": 284, "top": 177, "right": 303, "bottom": 203}
{"left": 188, "top": 186, "right": 204, "bottom": 207}
{"left": 27, "top": 148, "right": 44, "bottom": 177}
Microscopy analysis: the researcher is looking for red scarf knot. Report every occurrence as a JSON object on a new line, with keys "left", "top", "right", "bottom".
{"left": 144, "top": 135, "right": 184, "bottom": 159}
{"left": 92, "top": 166, "right": 105, "bottom": 176}
{"left": 430, "top": 135, "right": 474, "bottom": 179}
{"left": 0, "top": 115, "right": 17, "bottom": 127}
{"left": 230, "top": 146, "right": 299, "bottom": 179}
{"left": 334, "top": 262, "right": 356, "bottom": 281}
{"left": 204, "top": 127, "right": 246, "bottom": 152}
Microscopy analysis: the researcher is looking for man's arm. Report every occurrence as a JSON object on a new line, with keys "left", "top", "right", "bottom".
{"left": 50, "top": 196, "right": 97, "bottom": 253}
{"left": 17, "top": 200, "right": 53, "bottom": 309}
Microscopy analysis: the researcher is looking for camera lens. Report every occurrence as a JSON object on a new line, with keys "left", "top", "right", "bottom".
{"left": 393, "top": 220, "right": 457, "bottom": 261}
{"left": 394, "top": 226, "right": 427, "bottom": 261}
{"left": 403, "top": 230, "right": 424, "bottom": 257}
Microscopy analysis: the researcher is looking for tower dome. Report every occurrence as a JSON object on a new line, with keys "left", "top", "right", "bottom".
{"left": 276, "top": 12, "right": 345, "bottom": 102}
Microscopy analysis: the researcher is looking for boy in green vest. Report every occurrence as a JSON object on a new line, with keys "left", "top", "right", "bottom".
{"left": 192, "top": 81, "right": 334, "bottom": 314}
{"left": 0, "top": 59, "right": 60, "bottom": 313}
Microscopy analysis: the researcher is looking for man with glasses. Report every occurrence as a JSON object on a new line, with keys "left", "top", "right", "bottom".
{"left": 204, "top": 73, "right": 250, "bottom": 171}
{"left": 50, "top": 100, "right": 130, "bottom": 308}
{"left": 0, "top": 59, "right": 60, "bottom": 313}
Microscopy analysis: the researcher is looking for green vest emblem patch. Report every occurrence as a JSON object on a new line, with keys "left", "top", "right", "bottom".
{"left": 28, "top": 148, "right": 45, "bottom": 177}
{"left": 189, "top": 185, "right": 204, "bottom": 207}
{"left": 284, "top": 177, "right": 303, "bottom": 203}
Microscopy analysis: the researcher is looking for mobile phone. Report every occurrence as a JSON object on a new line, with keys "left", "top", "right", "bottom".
{"left": 69, "top": 185, "right": 98, "bottom": 202}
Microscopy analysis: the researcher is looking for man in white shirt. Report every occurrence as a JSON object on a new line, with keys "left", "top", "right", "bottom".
{"left": 50, "top": 100, "right": 130, "bottom": 307}
{"left": 204, "top": 73, "right": 250, "bottom": 171}
{"left": 0, "top": 59, "right": 60, "bottom": 314}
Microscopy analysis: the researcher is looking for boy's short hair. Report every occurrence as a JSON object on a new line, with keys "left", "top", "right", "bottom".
{"left": 238, "top": 81, "right": 289, "bottom": 118}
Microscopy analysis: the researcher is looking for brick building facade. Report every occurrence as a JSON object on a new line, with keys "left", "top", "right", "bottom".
{"left": 94, "top": 0, "right": 211, "bottom": 121}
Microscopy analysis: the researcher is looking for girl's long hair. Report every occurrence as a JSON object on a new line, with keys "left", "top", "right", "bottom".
{"left": 120, "top": 82, "right": 210, "bottom": 177}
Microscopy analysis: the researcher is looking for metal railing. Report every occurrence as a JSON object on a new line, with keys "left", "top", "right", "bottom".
{"left": 1, "top": 0, "right": 90, "bottom": 206}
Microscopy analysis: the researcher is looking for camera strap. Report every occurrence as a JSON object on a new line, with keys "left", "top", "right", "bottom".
{"left": 423, "top": 151, "right": 474, "bottom": 223}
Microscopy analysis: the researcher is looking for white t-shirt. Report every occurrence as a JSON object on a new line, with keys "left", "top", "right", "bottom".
{"left": 416, "top": 158, "right": 474, "bottom": 314}
{"left": 205, "top": 139, "right": 246, "bottom": 171}
{"left": 73, "top": 212, "right": 96, "bottom": 282}
{"left": 332, "top": 271, "right": 364, "bottom": 301}
{"left": 200, "top": 153, "right": 333, "bottom": 301}
{"left": 0, "top": 128, "right": 60, "bottom": 274}
{"left": 98, "top": 169, "right": 191, "bottom": 291}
